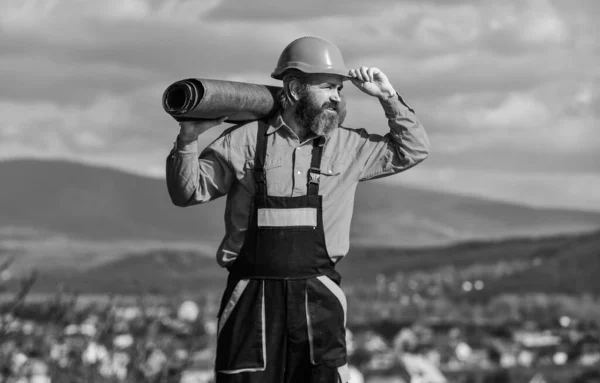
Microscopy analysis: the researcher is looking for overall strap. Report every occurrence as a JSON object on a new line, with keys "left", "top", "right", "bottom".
{"left": 307, "top": 136, "right": 325, "bottom": 196}
{"left": 254, "top": 121, "right": 269, "bottom": 197}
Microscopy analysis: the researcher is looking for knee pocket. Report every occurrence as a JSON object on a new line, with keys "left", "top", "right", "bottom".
{"left": 305, "top": 276, "right": 348, "bottom": 365}
{"left": 215, "top": 279, "right": 266, "bottom": 374}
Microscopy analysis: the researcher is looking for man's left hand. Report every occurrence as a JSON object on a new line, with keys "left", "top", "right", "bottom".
{"left": 348, "top": 67, "right": 396, "bottom": 100}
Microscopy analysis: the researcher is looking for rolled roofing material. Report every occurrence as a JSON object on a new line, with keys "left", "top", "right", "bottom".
{"left": 162, "top": 78, "right": 282, "bottom": 123}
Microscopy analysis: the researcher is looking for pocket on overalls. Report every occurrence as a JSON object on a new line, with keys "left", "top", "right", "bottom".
{"left": 305, "top": 276, "right": 347, "bottom": 366}
{"left": 337, "top": 363, "right": 350, "bottom": 382}
{"left": 215, "top": 279, "right": 266, "bottom": 374}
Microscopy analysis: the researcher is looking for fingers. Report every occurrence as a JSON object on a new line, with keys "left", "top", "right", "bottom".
{"left": 348, "top": 68, "right": 361, "bottom": 82}
{"left": 179, "top": 116, "right": 228, "bottom": 130}
{"left": 360, "top": 67, "right": 370, "bottom": 82}
{"left": 348, "top": 67, "right": 369, "bottom": 82}
{"left": 348, "top": 67, "right": 380, "bottom": 82}
{"left": 367, "top": 67, "right": 381, "bottom": 82}
{"left": 207, "top": 116, "right": 228, "bottom": 128}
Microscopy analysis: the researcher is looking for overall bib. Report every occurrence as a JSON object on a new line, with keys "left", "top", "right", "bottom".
{"left": 214, "top": 122, "right": 349, "bottom": 383}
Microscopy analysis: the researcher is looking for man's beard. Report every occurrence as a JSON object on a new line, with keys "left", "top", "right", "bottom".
{"left": 294, "top": 93, "right": 347, "bottom": 138}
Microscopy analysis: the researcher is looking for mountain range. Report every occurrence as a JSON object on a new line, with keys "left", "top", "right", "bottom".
{"left": 23, "top": 228, "right": 600, "bottom": 296}
{"left": 1, "top": 158, "right": 599, "bottom": 279}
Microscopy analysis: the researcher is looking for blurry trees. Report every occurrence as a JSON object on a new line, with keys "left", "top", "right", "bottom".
{"left": 0, "top": 255, "right": 38, "bottom": 340}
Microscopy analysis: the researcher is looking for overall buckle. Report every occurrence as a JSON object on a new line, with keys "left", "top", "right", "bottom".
{"left": 308, "top": 167, "right": 321, "bottom": 184}
{"left": 254, "top": 170, "right": 266, "bottom": 183}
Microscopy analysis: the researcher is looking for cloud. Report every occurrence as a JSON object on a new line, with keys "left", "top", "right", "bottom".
{"left": 481, "top": 0, "right": 570, "bottom": 54}
{"left": 0, "top": 54, "right": 159, "bottom": 104}
{"left": 0, "top": 0, "right": 599, "bottom": 212}
{"left": 382, "top": 164, "right": 600, "bottom": 213}
{"left": 0, "top": 0, "right": 590, "bottom": 106}
{"left": 565, "top": 81, "right": 600, "bottom": 118}
{"left": 0, "top": 93, "right": 135, "bottom": 154}
{"left": 424, "top": 130, "right": 600, "bottom": 173}
{"left": 0, "top": 0, "right": 298, "bottom": 104}
{"left": 466, "top": 93, "right": 550, "bottom": 129}
{"left": 206, "top": 0, "right": 389, "bottom": 20}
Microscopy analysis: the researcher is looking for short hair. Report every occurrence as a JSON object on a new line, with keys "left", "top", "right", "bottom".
{"left": 277, "top": 70, "right": 310, "bottom": 110}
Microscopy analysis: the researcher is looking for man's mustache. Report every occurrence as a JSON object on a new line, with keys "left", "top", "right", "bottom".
{"left": 322, "top": 101, "right": 342, "bottom": 112}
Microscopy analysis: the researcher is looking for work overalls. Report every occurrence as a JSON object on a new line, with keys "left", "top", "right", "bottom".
{"left": 214, "top": 122, "right": 349, "bottom": 383}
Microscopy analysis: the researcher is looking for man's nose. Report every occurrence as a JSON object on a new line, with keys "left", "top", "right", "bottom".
{"left": 330, "top": 91, "right": 341, "bottom": 102}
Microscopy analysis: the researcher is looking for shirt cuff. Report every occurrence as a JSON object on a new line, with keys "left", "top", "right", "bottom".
{"left": 175, "top": 136, "right": 198, "bottom": 152}
{"left": 380, "top": 92, "right": 416, "bottom": 118}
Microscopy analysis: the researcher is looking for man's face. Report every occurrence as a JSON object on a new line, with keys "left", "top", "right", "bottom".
{"left": 293, "top": 74, "right": 347, "bottom": 138}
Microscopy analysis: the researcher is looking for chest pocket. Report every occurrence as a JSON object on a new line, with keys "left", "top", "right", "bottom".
{"left": 244, "top": 154, "right": 285, "bottom": 195}
{"left": 243, "top": 154, "right": 283, "bottom": 173}
{"left": 320, "top": 154, "right": 351, "bottom": 178}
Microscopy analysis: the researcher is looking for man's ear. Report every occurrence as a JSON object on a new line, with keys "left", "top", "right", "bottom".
{"left": 289, "top": 80, "right": 302, "bottom": 101}
{"left": 284, "top": 83, "right": 295, "bottom": 104}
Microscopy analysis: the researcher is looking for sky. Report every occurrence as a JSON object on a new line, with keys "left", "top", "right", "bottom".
{"left": 0, "top": 0, "right": 599, "bottom": 212}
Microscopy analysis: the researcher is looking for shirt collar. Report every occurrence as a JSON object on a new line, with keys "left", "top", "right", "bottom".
{"left": 266, "top": 111, "right": 328, "bottom": 144}
{"left": 266, "top": 112, "right": 286, "bottom": 135}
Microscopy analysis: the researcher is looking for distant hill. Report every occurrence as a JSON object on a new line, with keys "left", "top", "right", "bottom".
{"left": 25, "top": 230, "right": 600, "bottom": 296}
{"left": 340, "top": 230, "right": 600, "bottom": 294}
{"left": 0, "top": 159, "right": 224, "bottom": 244}
{"left": 485, "top": 231, "right": 600, "bottom": 296}
{"left": 33, "top": 249, "right": 229, "bottom": 296}
{"left": 1, "top": 158, "right": 599, "bottom": 256}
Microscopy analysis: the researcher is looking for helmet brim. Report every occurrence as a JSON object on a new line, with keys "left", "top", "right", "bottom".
{"left": 271, "top": 62, "right": 350, "bottom": 81}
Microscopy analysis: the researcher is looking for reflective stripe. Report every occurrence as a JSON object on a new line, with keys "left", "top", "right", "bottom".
{"left": 307, "top": 277, "right": 348, "bottom": 365}
{"left": 305, "top": 288, "right": 316, "bottom": 364}
{"left": 337, "top": 363, "right": 350, "bottom": 383}
{"left": 217, "top": 279, "right": 249, "bottom": 337}
{"left": 218, "top": 281, "right": 266, "bottom": 374}
{"left": 260, "top": 281, "right": 267, "bottom": 369}
{"left": 257, "top": 208, "right": 317, "bottom": 227}
{"left": 220, "top": 367, "right": 264, "bottom": 374}
{"left": 316, "top": 275, "right": 347, "bottom": 327}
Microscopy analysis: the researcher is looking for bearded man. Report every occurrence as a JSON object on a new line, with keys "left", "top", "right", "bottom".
{"left": 166, "top": 36, "right": 430, "bottom": 383}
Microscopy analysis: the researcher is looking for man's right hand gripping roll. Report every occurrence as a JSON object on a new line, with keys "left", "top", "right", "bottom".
{"left": 178, "top": 117, "right": 228, "bottom": 142}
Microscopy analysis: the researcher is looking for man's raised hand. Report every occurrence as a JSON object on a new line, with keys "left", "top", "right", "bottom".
{"left": 348, "top": 67, "right": 396, "bottom": 100}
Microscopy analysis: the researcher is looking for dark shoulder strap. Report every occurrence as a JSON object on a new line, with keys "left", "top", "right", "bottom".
{"left": 307, "top": 136, "right": 325, "bottom": 195}
{"left": 254, "top": 120, "right": 269, "bottom": 197}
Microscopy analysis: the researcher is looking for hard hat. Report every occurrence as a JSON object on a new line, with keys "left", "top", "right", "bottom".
{"left": 271, "top": 36, "right": 350, "bottom": 80}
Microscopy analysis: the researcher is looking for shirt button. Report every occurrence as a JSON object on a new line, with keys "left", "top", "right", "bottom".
{"left": 328, "top": 169, "right": 332, "bottom": 174}
{"left": 297, "top": 171, "right": 302, "bottom": 175}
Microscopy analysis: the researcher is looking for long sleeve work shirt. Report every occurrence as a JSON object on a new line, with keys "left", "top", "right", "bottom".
{"left": 166, "top": 93, "right": 430, "bottom": 267}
